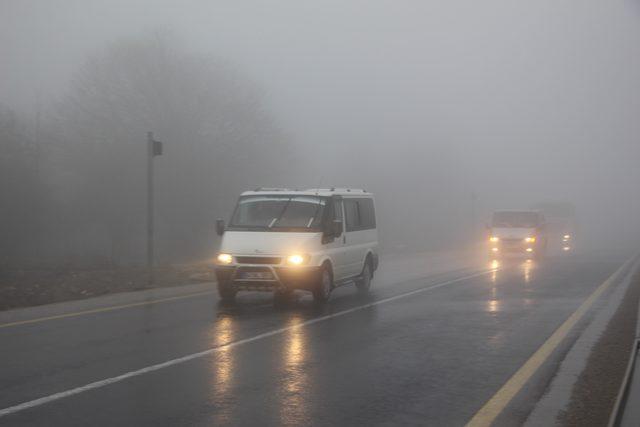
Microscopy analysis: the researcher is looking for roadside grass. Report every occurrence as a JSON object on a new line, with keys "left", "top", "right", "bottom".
{"left": 0, "top": 264, "right": 214, "bottom": 311}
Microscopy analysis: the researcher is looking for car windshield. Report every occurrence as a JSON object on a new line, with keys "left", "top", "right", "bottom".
{"left": 229, "top": 195, "right": 327, "bottom": 231}
{"left": 492, "top": 211, "right": 540, "bottom": 228}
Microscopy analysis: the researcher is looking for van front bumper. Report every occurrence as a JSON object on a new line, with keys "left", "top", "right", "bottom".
{"left": 214, "top": 265, "right": 322, "bottom": 292}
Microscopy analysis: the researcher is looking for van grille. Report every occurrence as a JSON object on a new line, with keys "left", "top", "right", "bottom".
{"left": 235, "top": 256, "right": 282, "bottom": 265}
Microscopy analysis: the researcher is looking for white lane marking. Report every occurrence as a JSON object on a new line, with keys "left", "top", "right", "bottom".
{"left": 0, "top": 269, "right": 492, "bottom": 418}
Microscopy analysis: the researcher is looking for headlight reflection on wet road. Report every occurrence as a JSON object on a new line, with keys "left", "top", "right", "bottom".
{"left": 280, "top": 314, "right": 310, "bottom": 426}
{"left": 214, "top": 316, "right": 234, "bottom": 389}
{"left": 211, "top": 315, "right": 235, "bottom": 424}
{"left": 488, "top": 260, "right": 501, "bottom": 314}
{"left": 523, "top": 260, "right": 533, "bottom": 283}
{"left": 490, "top": 260, "right": 499, "bottom": 284}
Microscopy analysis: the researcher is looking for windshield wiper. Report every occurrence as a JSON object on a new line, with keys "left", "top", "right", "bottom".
{"left": 306, "top": 200, "right": 323, "bottom": 228}
{"left": 269, "top": 198, "right": 292, "bottom": 228}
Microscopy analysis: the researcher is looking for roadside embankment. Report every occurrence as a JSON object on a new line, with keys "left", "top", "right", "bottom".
{"left": 0, "top": 249, "right": 480, "bottom": 312}
{"left": 0, "top": 264, "right": 215, "bottom": 311}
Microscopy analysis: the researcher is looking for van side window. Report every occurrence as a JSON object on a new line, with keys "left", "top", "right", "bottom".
{"left": 334, "top": 199, "right": 343, "bottom": 223}
{"left": 358, "top": 198, "right": 376, "bottom": 229}
{"left": 344, "top": 199, "right": 360, "bottom": 231}
{"left": 344, "top": 198, "right": 376, "bottom": 231}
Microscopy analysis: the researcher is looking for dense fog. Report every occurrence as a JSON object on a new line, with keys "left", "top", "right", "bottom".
{"left": 1, "top": 0, "right": 639, "bottom": 267}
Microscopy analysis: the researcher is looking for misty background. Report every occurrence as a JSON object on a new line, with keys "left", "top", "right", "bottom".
{"left": 1, "top": 0, "right": 639, "bottom": 267}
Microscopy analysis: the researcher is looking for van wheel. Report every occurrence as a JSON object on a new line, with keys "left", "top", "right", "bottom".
{"left": 356, "top": 260, "right": 372, "bottom": 293}
{"left": 217, "top": 282, "right": 237, "bottom": 302}
{"left": 313, "top": 265, "right": 332, "bottom": 304}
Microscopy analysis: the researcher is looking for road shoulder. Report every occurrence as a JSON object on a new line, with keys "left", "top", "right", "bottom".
{"left": 525, "top": 257, "right": 640, "bottom": 426}
{"left": 0, "top": 282, "right": 216, "bottom": 328}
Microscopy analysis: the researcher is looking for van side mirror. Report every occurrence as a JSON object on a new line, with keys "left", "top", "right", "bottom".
{"left": 216, "top": 219, "right": 226, "bottom": 236}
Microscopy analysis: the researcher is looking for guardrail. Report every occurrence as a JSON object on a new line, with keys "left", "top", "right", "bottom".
{"left": 609, "top": 339, "right": 640, "bottom": 426}
{"left": 609, "top": 255, "right": 640, "bottom": 427}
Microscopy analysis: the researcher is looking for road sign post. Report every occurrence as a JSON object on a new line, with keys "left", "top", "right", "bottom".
{"left": 147, "top": 132, "right": 163, "bottom": 285}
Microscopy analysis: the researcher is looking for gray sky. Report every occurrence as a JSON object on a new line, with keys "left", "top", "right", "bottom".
{"left": 2, "top": 0, "right": 640, "bottom": 247}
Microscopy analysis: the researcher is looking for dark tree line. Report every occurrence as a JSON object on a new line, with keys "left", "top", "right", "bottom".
{"left": 0, "top": 107, "right": 50, "bottom": 266}
{"left": 1, "top": 34, "right": 294, "bottom": 267}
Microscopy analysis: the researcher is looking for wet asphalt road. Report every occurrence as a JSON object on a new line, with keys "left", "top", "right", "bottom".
{"left": 0, "top": 252, "right": 630, "bottom": 426}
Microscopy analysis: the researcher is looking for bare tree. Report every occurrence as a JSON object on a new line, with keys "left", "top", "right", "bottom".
{"left": 55, "top": 33, "right": 293, "bottom": 265}
{"left": 0, "top": 106, "right": 48, "bottom": 265}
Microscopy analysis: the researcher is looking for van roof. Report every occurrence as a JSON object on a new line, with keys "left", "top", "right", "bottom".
{"left": 241, "top": 188, "right": 373, "bottom": 197}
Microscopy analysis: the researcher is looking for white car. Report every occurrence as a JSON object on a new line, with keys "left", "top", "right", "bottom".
{"left": 214, "top": 188, "right": 379, "bottom": 304}
{"left": 488, "top": 210, "right": 548, "bottom": 259}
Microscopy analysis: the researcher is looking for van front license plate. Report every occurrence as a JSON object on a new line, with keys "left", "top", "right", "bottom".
{"left": 241, "top": 271, "right": 274, "bottom": 280}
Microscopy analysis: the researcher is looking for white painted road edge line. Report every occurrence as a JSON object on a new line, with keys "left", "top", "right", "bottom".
{"left": 0, "top": 269, "right": 492, "bottom": 418}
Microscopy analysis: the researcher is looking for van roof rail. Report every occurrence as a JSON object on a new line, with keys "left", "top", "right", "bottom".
{"left": 250, "top": 187, "right": 370, "bottom": 194}
{"left": 324, "top": 188, "right": 366, "bottom": 193}
{"left": 253, "top": 187, "right": 291, "bottom": 192}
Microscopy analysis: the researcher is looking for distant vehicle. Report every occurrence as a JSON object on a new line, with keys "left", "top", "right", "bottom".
{"left": 530, "top": 201, "right": 577, "bottom": 252}
{"left": 214, "top": 188, "right": 379, "bottom": 305}
{"left": 487, "top": 210, "right": 548, "bottom": 259}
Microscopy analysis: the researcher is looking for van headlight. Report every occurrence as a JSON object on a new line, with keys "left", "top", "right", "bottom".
{"left": 525, "top": 237, "right": 536, "bottom": 243}
{"left": 286, "top": 254, "right": 309, "bottom": 266}
{"left": 217, "top": 253, "right": 233, "bottom": 264}
{"left": 489, "top": 236, "right": 500, "bottom": 242}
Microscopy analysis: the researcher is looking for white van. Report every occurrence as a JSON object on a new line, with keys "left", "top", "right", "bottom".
{"left": 214, "top": 188, "right": 379, "bottom": 304}
{"left": 487, "top": 210, "right": 548, "bottom": 258}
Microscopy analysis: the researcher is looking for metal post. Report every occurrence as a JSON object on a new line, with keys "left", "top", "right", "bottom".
{"left": 146, "top": 132, "right": 163, "bottom": 285}
{"left": 147, "top": 132, "right": 155, "bottom": 285}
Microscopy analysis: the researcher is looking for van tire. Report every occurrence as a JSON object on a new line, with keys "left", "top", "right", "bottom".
{"left": 217, "top": 282, "right": 237, "bottom": 302}
{"left": 313, "top": 265, "right": 333, "bottom": 304}
{"left": 356, "top": 259, "right": 372, "bottom": 293}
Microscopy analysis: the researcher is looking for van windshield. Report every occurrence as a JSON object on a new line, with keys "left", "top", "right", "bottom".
{"left": 492, "top": 211, "right": 540, "bottom": 228}
{"left": 228, "top": 195, "right": 327, "bottom": 231}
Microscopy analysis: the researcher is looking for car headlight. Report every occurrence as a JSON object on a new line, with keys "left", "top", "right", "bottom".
{"left": 217, "top": 253, "right": 233, "bottom": 264}
{"left": 525, "top": 237, "right": 536, "bottom": 243}
{"left": 286, "top": 254, "right": 308, "bottom": 266}
{"left": 489, "top": 236, "right": 499, "bottom": 242}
